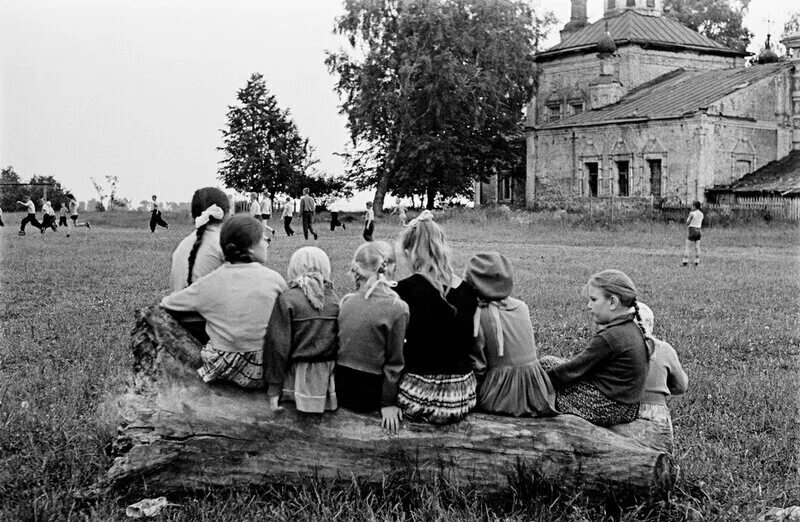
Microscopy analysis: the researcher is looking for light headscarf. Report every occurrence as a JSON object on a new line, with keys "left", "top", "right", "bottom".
{"left": 194, "top": 204, "right": 224, "bottom": 229}
{"left": 288, "top": 246, "right": 331, "bottom": 311}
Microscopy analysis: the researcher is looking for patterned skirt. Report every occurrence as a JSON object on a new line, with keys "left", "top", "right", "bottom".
{"left": 197, "top": 345, "right": 264, "bottom": 389}
{"left": 397, "top": 372, "right": 477, "bottom": 425}
{"left": 282, "top": 361, "right": 338, "bottom": 413}
{"left": 539, "top": 355, "right": 638, "bottom": 427}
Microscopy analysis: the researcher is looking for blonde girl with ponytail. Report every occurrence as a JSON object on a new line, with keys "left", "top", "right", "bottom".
{"left": 336, "top": 241, "right": 409, "bottom": 432}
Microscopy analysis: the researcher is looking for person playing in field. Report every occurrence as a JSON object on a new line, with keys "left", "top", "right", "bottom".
{"left": 149, "top": 194, "right": 169, "bottom": 232}
{"left": 57, "top": 202, "right": 68, "bottom": 228}
{"left": 264, "top": 246, "right": 339, "bottom": 413}
{"left": 394, "top": 198, "right": 407, "bottom": 226}
{"left": 0, "top": 207, "right": 4, "bottom": 227}
{"left": 65, "top": 193, "right": 90, "bottom": 237}
{"left": 299, "top": 187, "right": 318, "bottom": 241}
{"left": 336, "top": 241, "right": 409, "bottom": 432}
{"left": 467, "top": 252, "right": 557, "bottom": 417}
{"left": 636, "top": 302, "right": 688, "bottom": 443}
{"left": 17, "top": 196, "right": 42, "bottom": 236}
{"left": 40, "top": 199, "right": 57, "bottom": 233}
{"left": 394, "top": 210, "right": 478, "bottom": 424}
{"left": 282, "top": 196, "right": 295, "bottom": 236}
{"left": 363, "top": 201, "right": 375, "bottom": 242}
{"left": 260, "top": 192, "right": 272, "bottom": 221}
{"left": 540, "top": 269, "right": 650, "bottom": 427}
{"left": 250, "top": 192, "right": 275, "bottom": 238}
{"left": 682, "top": 201, "right": 704, "bottom": 267}
{"left": 329, "top": 201, "right": 346, "bottom": 232}
{"left": 160, "top": 215, "right": 287, "bottom": 388}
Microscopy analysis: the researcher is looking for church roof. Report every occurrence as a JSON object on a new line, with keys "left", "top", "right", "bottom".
{"left": 729, "top": 150, "right": 800, "bottom": 195}
{"left": 537, "top": 10, "right": 746, "bottom": 61}
{"left": 538, "top": 62, "right": 791, "bottom": 130}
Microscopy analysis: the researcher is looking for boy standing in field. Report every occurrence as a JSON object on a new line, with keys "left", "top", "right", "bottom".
{"left": 363, "top": 201, "right": 375, "bottom": 242}
{"left": 150, "top": 194, "right": 169, "bottom": 232}
{"left": 58, "top": 202, "right": 68, "bottom": 228}
{"left": 682, "top": 201, "right": 703, "bottom": 267}
{"left": 299, "top": 188, "right": 318, "bottom": 241}
{"left": 17, "top": 196, "right": 42, "bottom": 236}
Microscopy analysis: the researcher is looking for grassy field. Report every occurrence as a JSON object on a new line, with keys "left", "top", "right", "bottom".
{"left": 0, "top": 208, "right": 798, "bottom": 521}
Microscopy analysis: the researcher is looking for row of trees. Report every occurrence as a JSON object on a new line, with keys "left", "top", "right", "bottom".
{"left": 0, "top": 167, "right": 70, "bottom": 211}
{"left": 218, "top": 0, "right": 786, "bottom": 213}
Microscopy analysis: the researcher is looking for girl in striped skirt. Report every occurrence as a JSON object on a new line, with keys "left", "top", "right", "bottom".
{"left": 393, "top": 211, "right": 478, "bottom": 424}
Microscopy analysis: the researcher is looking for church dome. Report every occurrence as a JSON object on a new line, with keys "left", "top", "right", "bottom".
{"left": 757, "top": 35, "right": 780, "bottom": 64}
{"left": 596, "top": 32, "right": 617, "bottom": 55}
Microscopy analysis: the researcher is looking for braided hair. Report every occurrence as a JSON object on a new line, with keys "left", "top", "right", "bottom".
{"left": 586, "top": 269, "right": 654, "bottom": 356}
{"left": 220, "top": 215, "right": 262, "bottom": 264}
{"left": 186, "top": 188, "right": 230, "bottom": 286}
{"left": 351, "top": 241, "right": 396, "bottom": 291}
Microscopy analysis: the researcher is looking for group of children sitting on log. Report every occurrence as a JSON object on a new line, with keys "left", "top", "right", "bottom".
{"left": 160, "top": 187, "right": 688, "bottom": 434}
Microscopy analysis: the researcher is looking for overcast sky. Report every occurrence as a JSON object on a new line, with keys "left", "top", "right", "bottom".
{"left": 0, "top": 0, "right": 793, "bottom": 204}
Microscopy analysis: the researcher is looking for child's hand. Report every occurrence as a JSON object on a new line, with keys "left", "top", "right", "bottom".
{"left": 380, "top": 406, "right": 403, "bottom": 433}
{"left": 269, "top": 395, "right": 283, "bottom": 412}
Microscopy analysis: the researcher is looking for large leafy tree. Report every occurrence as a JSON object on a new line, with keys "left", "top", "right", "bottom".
{"left": 326, "top": 0, "right": 555, "bottom": 211}
{"left": 218, "top": 73, "right": 317, "bottom": 201}
{"left": 664, "top": 0, "right": 753, "bottom": 52}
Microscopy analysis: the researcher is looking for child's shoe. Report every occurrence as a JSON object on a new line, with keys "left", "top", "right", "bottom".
{"left": 18, "top": 230, "right": 25, "bottom": 236}
{"left": 681, "top": 258, "right": 688, "bottom": 267}
{"left": 693, "top": 258, "right": 700, "bottom": 267}
{"left": 86, "top": 222, "right": 91, "bottom": 229}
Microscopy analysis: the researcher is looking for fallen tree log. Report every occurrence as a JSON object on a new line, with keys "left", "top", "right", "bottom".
{"left": 93, "top": 306, "right": 676, "bottom": 496}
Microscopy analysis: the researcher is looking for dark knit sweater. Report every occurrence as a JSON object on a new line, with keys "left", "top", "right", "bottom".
{"left": 547, "top": 314, "right": 649, "bottom": 404}
{"left": 394, "top": 274, "right": 477, "bottom": 375}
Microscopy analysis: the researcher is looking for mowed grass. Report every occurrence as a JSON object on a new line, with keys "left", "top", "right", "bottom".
{"left": 0, "top": 209, "right": 798, "bottom": 521}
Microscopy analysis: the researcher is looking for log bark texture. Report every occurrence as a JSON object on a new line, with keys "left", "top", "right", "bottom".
{"left": 96, "top": 306, "right": 675, "bottom": 495}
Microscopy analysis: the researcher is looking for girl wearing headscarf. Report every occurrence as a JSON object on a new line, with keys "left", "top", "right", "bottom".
{"left": 264, "top": 246, "right": 340, "bottom": 413}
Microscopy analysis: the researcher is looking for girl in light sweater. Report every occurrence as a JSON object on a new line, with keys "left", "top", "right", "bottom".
{"left": 161, "top": 215, "right": 287, "bottom": 388}
{"left": 336, "top": 241, "right": 409, "bottom": 432}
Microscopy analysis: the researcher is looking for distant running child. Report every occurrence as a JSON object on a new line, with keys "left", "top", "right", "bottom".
{"left": 299, "top": 187, "right": 318, "bottom": 240}
{"left": 467, "top": 252, "right": 557, "bottom": 417}
{"left": 336, "top": 241, "right": 409, "bottom": 432}
{"left": 65, "top": 194, "right": 90, "bottom": 237}
{"left": 394, "top": 210, "right": 479, "bottom": 424}
{"left": 0, "top": 207, "right": 4, "bottom": 227}
{"left": 282, "top": 196, "right": 295, "bottom": 236}
{"left": 394, "top": 198, "right": 407, "bottom": 226}
{"left": 363, "top": 201, "right": 375, "bottom": 242}
{"left": 264, "top": 247, "right": 339, "bottom": 413}
{"left": 329, "top": 201, "right": 346, "bottom": 232}
{"left": 682, "top": 201, "right": 704, "bottom": 267}
{"left": 160, "top": 215, "right": 287, "bottom": 388}
{"left": 40, "top": 199, "right": 57, "bottom": 233}
{"left": 149, "top": 194, "right": 169, "bottom": 232}
{"left": 636, "top": 302, "right": 688, "bottom": 447}
{"left": 58, "top": 202, "right": 68, "bottom": 227}
{"left": 17, "top": 196, "right": 42, "bottom": 236}
{"left": 260, "top": 193, "right": 272, "bottom": 221}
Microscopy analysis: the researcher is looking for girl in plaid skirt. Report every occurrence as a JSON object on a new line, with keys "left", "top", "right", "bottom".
{"left": 161, "top": 215, "right": 288, "bottom": 388}
{"left": 541, "top": 270, "right": 651, "bottom": 427}
{"left": 394, "top": 211, "right": 478, "bottom": 424}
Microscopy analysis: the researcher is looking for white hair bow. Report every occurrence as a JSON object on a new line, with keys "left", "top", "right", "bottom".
{"left": 364, "top": 274, "right": 398, "bottom": 299}
{"left": 473, "top": 302, "right": 505, "bottom": 357}
{"left": 194, "top": 204, "right": 224, "bottom": 229}
{"left": 406, "top": 210, "right": 434, "bottom": 228}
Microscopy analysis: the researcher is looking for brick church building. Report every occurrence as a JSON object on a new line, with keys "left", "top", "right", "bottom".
{"left": 476, "top": 0, "right": 800, "bottom": 209}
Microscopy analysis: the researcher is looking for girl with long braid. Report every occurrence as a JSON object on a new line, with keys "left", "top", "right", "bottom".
{"left": 541, "top": 269, "right": 651, "bottom": 427}
{"left": 169, "top": 187, "right": 231, "bottom": 292}
{"left": 161, "top": 215, "right": 287, "bottom": 388}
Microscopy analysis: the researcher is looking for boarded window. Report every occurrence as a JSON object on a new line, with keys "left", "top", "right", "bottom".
{"left": 586, "top": 163, "right": 599, "bottom": 197}
{"left": 570, "top": 102, "right": 584, "bottom": 115}
{"left": 617, "top": 160, "right": 630, "bottom": 196}
{"left": 734, "top": 160, "right": 751, "bottom": 180}
{"left": 608, "top": 0, "right": 615, "bottom": 9}
{"left": 646, "top": 0, "right": 655, "bottom": 6}
{"left": 626, "top": 0, "right": 636, "bottom": 6}
{"left": 648, "top": 159, "right": 662, "bottom": 201}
